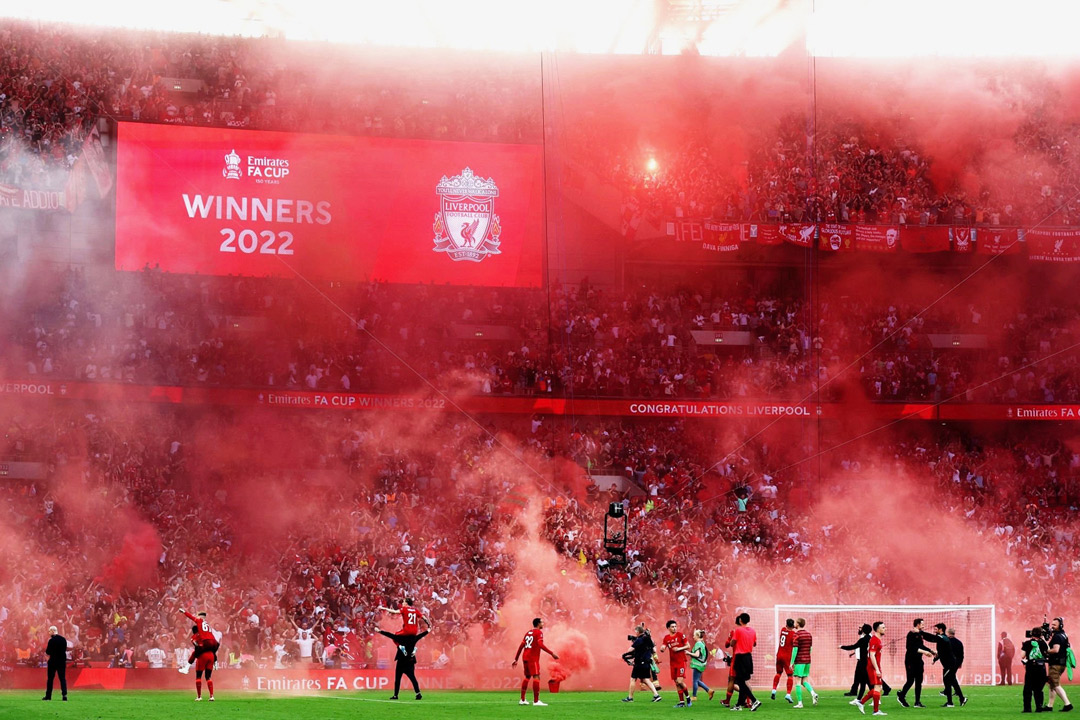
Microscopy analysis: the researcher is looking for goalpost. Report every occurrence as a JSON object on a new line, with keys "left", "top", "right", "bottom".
{"left": 768, "top": 605, "right": 996, "bottom": 689}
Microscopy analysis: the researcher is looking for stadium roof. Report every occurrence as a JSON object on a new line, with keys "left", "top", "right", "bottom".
{"left": 2, "top": 0, "right": 1079, "bottom": 57}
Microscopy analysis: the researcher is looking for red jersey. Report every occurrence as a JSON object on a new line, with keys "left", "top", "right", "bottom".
{"left": 183, "top": 611, "right": 217, "bottom": 646}
{"left": 866, "top": 634, "right": 883, "bottom": 671}
{"left": 732, "top": 625, "right": 757, "bottom": 655}
{"left": 516, "top": 628, "right": 551, "bottom": 663}
{"left": 776, "top": 626, "right": 794, "bottom": 661}
{"left": 663, "top": 632, "right": 689, "bottom": 666}
{"left": 399, "top": 604, "right": 422, "bottom": 634}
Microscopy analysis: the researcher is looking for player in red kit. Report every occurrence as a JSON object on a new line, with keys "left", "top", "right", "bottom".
{"left": 380, "top": 595, "right": 425, "bottom": 634}
{"left": 379, "top": 596, "right": 427, "bottom": 635}
{"left": 661, "top": 619, "right": 693, "bottom": 707}
{"left": 773, "top": 617, "right": 796, "bottom": 702}
{"left": 512, "top": 617, "right": 559, "bottom": 706}
{"left": 178, "top": 608, "right": 219, "bottom": 701}
{"left": 855, "top": 621, "right": 888, "bottom": 716}
{"left": 722, "top": 626, "right": 738, "bottom": 707}
{"left": 377, "top": 596, "right": 431, "bottom": 698}
{"left": 377, "top": 596, "right": 431, "bottom": 658}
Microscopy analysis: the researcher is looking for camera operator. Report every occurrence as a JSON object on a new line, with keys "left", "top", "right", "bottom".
{"left": 1021, "top": 626, "right": 1049, "bottom": 713}
{"left": 1044, "top": 617, "right": 1073, "bottom": 712}
{"left": 621, "top": 624, "right": 662, "bottom": 703}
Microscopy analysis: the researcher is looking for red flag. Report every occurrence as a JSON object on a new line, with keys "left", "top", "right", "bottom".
{"left": 951, "top": 227, "right": 974, "bottom": 253}
{"left": 745, "top": 223, "right": 782, "bottom": 245}
{"left": 703, "top": 221, "right": 740, "bottom": 253}
{"left": 854, "top": 224, "right": 900, "bottom": 252}
{"left": 82, "top": 126, "right": 113, "bottom": 199}
{"left": 64, "top": 157, "right": 87, "bottom": 212}
{"left": 975, "top": 228, "right": 1021, "bottom": 255}
{"left": 818, "top": 223, "right": 854, "bottom": 251}
{"left": 900, "top": 225, "right": 951, "bottom": 253}
{"left": 1025, "top": 228, "right": 1080, "bottom": 263}
{"left": 777, "top": 223, "right": 816, "bottom": 247}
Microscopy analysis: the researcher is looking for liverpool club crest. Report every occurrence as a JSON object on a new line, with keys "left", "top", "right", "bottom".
{"left": 433, "top": 168, "right": 501, "bottom": 262}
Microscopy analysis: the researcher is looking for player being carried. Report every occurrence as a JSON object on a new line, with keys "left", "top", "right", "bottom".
{"left": 772, "top": 618, "right": 796, "bottom": 703}
{"left": 512, "top": 617, "right": 559, "bottom": 707}
{"left": 376, "top": 595, "right": 432, "bottom": 699}
{"left": 661, "top": 619, "right": 693, "bottom": 708}
{"left": 790, "top": 618, "right": 820, "bottom": 709}
{"left": 377, "top": 596, "right": 431, "bottom": 652}
{"left": 177, "top": 607, "right": 220, "bottom": 702}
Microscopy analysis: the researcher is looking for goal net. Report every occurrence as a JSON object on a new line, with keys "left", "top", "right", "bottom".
{"left": 760, "top": 605, "right": 996, "bottom": 689}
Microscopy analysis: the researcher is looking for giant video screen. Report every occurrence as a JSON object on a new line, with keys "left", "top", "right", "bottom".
{"left": 115, "top": 122, "right": 544, "bottom": 286}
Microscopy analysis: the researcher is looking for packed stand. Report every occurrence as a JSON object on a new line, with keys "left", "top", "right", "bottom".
{"left": 0, "top": 20, "right": 540, "bottom": 189}
{"left": 6, "top": 264, "right": 1080, "bottom": 403}
{"left": 5, "top": 20, "right": 1080, "bottom": 230}
{"left": 579, "top": 104, "right": 1080, "bottom": 228}
{"left": 1, "top": 401, "right": 1078, "bottom": 670}
{"left": 0, "top": 406, "right": 526, "bottom": 670}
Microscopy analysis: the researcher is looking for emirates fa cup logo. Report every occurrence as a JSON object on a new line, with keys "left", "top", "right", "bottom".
{"left": 223, "top": 149, "right": 242, "bottom": 180}
{"left": 433, "top": 168, "right": 501, "bottom": 262}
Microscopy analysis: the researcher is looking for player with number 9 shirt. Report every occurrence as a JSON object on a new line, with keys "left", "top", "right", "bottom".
{"left": 773, "top": 618, "right": 795, "bottom": 702}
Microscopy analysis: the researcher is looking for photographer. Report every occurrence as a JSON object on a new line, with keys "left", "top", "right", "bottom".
{"left": 1021, "top": 627, "right": 1049, "bottom": 713}
{"left": 621, "top": 625, "right": 662, "bottom": 703}
{"left": 1044, "top": 617, "right": 1073, "bottom": 712}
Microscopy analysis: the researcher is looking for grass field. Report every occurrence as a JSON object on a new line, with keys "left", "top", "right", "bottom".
{"left": 2, "top": 686, "right": 1042, "bottom": 720}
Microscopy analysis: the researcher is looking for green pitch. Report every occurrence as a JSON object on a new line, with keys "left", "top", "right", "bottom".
{"left": 2, "top": 687, "right": 1036, "bottom": 719}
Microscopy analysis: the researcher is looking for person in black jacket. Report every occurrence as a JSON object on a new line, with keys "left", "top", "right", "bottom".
{"left": 897, "top": 618, "right": 937, "bottom": 708}
{"left": 840, "top": 623, "right": 893, "bottom": 699}
{"left": 622, "top": 625, "right": 661, "bottom": 703}
{"left": 388, "top": 630, "right": 427, "bottom": 701}
{"left": 841, "top": 624, "right": 872, "bottom": 698}
{"left": 933, "top": 625, "right": 967, "bottom": 707}
{"left": 43, "top": 625, "right": 68, "bottom": 701}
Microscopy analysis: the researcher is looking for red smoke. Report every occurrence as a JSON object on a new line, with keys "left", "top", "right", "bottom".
{"left": 549, "top": 628, "right": 595, "bottom": 682}
{"left": 99, "top": 521, "right": 162, "bottom": 592}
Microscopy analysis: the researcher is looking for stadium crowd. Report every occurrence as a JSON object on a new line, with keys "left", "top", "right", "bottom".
{"left": 4, "top": 265, "right": 1080, "bottom": 403}
{"left": 0, "top": 406, "right": 522, "bottom": 671}
{"left": 585, "top": 109, "right": 1080, "bottom": 229}
{"left": 0, "top": 19, "right": 539, "bottom": 190}
{"left": 1, "top": 400, "right": 1077, "bottom": 671}
{"left": 4, "top": 17, "right": 1080, "bottom": 233}
{"left": 2, "top": 18, "right": 1079, "bottom": 686}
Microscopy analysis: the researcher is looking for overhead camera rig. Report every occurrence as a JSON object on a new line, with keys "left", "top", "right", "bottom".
{"left": 603, "top": 501, "right": 628, "bottom": 567}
